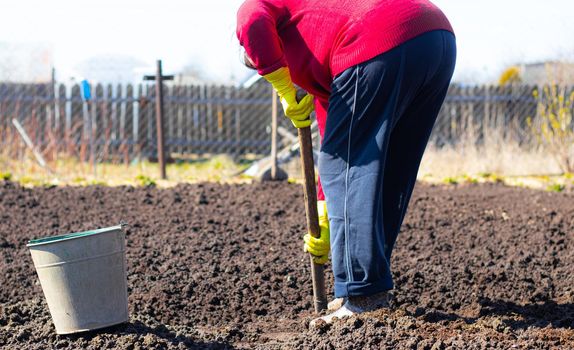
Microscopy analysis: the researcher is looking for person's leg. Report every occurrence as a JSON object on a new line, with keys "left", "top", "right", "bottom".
{"left": 381, "top": 30, "right": 457, "bottom": 266}
{"left": 313, "top": 57, "right": 399, "bottom": 325}
{"left": 311, "top": 31, "right": 455, "bottom": 326}
{"left": 319, "top": 51, "right": 403, "bottom": 300}
{"left": 319, "top": 29, "right": 456, "bottom": 299}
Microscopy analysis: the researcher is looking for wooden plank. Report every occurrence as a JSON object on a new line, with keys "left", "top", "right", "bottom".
{"left": 146, "top": 83, "right": 156, "bottom": 159}
{"left": 36, "top": 84, "right": 49, "bottom": 152}
{"left": 0, "top": 84, "right": 9, "bottom": 155}
{"left": 101, "top": 84, "right": 112, "bottom": 162}
{"left": 199, "top": 85, "right": 207, "bottom": 154}
{"left": 184, "top": 85, "right": 195, "bottom": 154}
{"left": 19, "top": 84, "right": 41, "bottom": 158}
{"left": 111, "top": 83, "right": 121, "bottom": 161}
{"left": 135, "top": 84, "right": 143, "bottom": 161}
{"left": 0, "top": 84, "right": 4, "bottom": 149}
{"left": 234, "top": 86, "right": 242, "bottom": 155}
{"left": 215, "top": 85, "right": 224, "bottom": 153}
{"left": 166, "top": 83, "right": 173, "bottom": 160}
{"left": 241, "top": 84, "right": 253, "bottom": 154}
{"left": 13, "top": 84, "right": 20, "bottom": 157}
{"left": 162, "top": 83, "right": 171, "bottom": 155}
{"left": 68, "top": 84, "right": 82, "bottom": 159}
{"left": 117, "top": 83, "right": 127, "bottom": 164}
{"left": 259, "top": 82, "right": 272, "bottom": 155}
{"left": 449, "top": 84, "right": 461, "bottom": 145}
{"left": 192, "top": 85, "right": 201, "bottom": 154}
{"left": 179, "top": 85, "right": 186, "bottom": 154}
{"left": 224, "top": 85, "right": 233, "bottom": 154}
{"left": 56, "top": 84, "right": 66, "bottom": 154}
{"left": 172, "top": 85, "right": 181, "bottom": 155}
{"left": 124, "top": 84, "right": 134, "bottom": 164}
{"left": 206, "top": 84, "right": 214, "bottom": 154}
{"left": 173, "top": 84, "right": 183, "bottom": 155}
{"left": 92, "top": 84, "right": 103, "bottom": 160}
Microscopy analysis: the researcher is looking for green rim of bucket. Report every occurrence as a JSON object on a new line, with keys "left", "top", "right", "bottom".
{"left": 26, "top": 225, "right": 123, "bottom": 247}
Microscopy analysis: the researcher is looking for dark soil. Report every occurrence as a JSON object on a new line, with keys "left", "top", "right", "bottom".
{"left": 0, "top": 180, "right": 573, "bottom": 349}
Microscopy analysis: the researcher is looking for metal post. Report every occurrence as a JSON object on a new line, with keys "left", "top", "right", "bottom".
{"left": 271, "top": 88, "right": 278, "bottom": 180}
{"left": 155, "top": 60, "right": 167, "bottom": 180}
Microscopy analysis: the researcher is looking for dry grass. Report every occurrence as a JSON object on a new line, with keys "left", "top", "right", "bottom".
{"left": 419, "top": 144, "right": 561, "bottom": 179}
{"left": 0, "top": 153, "right": 250, "bottom": 187}
{"left": 1, "top": 137, "right": 572, "bottom": 192}
{"left": 416, "top": 109, "right": 573, "bottom": 191}
{"left": 418, "top": 142, "right": 573, "bottom": 191}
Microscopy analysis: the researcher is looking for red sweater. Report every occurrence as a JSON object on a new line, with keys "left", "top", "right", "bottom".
{"left": 237, "top": 0, "right": 453, "bottom": 199}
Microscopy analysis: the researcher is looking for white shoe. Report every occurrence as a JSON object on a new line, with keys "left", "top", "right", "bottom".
{"left": 309, "top": 303, "right": 356, "bottom": 328}
{"left": 310, "top": 291, "right": 390, "bottom": 328}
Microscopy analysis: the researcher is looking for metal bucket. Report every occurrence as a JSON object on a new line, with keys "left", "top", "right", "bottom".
{"left": 27, "top": 224, "right": 129, "bottom": 334}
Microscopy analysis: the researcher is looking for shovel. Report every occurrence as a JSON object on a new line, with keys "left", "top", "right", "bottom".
{"left": 296, "top": 90, "right": 328, "bottom": 313}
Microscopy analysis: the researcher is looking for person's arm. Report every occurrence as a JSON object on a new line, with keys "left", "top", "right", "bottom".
{"left": 236, "top": 0, "right": 287, "bottom": 75}
{"left": 237, "top": 0, "right": 314, "bottom": 128}
{"left": 304, "top": 200, "right": 330, "bottom": 264}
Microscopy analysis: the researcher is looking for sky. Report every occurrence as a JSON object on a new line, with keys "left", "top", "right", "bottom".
{"left": 0, "top": 0, "right": 573, "bottom": 84}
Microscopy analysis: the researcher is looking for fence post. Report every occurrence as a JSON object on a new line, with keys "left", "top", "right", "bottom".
{"left": 156, "top": 61, "right": 167, "bottom": 179}
{"left": 271, "top": 88, "right": 278, "bottom": 179}
{"left": 143, "top": 60, "right": 174, "bottom": 180}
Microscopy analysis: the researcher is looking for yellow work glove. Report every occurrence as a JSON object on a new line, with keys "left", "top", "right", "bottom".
{"left": 303, "top": 200, "right": 330, "bottom": 265}
{"left": 263, "top": 67, "right": 314, "bottom": 128}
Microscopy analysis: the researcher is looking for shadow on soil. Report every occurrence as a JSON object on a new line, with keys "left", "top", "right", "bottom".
{"left": 422, "top": 298, "right": 574, "bottom": 330}
{"left": 63, "top": 321, "right": 235, "bottom": 349}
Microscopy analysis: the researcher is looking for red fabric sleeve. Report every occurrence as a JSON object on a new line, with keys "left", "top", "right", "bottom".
{"left": 236, "top": 0, "right": 288, "bottom": 75}
{"left": 317, "top": 178, "right": 325, "bottom": 201}
{"left": 314, "top": 98, "right": 328, "bottom": 201}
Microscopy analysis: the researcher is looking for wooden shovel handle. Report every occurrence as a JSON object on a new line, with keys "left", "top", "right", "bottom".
{"left": 296, "top": 89, "right": 327, "bottom": 312}
{"left": 298, "top": 126, "right": 327, "bottom": 313}
{"left": 298, "top": 126, "right": 321, "bottom": 239}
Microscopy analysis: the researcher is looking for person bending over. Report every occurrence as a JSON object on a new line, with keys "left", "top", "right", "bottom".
{"left": 236, "top": 0, "right": 456, "bottom": 326}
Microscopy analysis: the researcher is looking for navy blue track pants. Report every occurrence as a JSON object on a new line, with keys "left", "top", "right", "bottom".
{"left": 319, "top": 30, "right": 457, "bottom": 298}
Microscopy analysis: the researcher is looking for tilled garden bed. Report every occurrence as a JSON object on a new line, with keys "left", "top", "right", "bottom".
{"left": 1, "top": 181, "right": 573, "bottom": 349}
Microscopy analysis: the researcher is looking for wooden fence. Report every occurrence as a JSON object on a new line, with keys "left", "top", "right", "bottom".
{"left": 0, "top": 81, "right": 276, "bottom": 162}
{"left": 433, "top": 84, "right": 541, "bottom": 147}
{"left": 0, "top": 82, "right": 560, "bottom": 162}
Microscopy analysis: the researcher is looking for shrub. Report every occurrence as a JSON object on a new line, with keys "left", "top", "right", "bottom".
{"left": 528, "top": 85, "right": 574, "bottom": 173}
{"left": 499, "top": 66, "right": 522, "bottom": 86}
{"left": 135, "top": 175, "right": 156, "bottom": 187}
{"left": 547, "top": 184, "right": 565, "bottom": 192}
{"left": 443, "top": 177, "right": 458, "bottom": 185}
